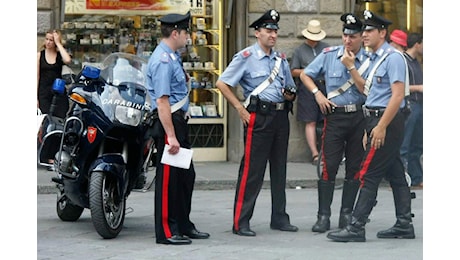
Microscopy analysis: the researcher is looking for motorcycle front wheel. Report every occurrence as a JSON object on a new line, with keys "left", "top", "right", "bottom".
{"left": 89, "top": 172, "right": 125, "bottom": 239}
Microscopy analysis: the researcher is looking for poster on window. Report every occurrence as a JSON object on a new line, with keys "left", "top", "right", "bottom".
{"left": 65, "top": 0, "right": 191, "bottom": 15}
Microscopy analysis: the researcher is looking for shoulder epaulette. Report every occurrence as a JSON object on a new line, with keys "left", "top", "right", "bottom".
{"left": 160, "top": 52, "right": 170, "bottom": 63}
{"left": 322, "top": 46, "right": 340, "bottom": 53}
{"left": 241, "top": 49, "right": 252, "bottom": 58}
{"left": 386, "top": 47, "right": 398, "bottom": 54}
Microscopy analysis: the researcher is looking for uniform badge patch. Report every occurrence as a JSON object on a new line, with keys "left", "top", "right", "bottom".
{"left": 87, "top": 126, "right": 97, "bottom": 143}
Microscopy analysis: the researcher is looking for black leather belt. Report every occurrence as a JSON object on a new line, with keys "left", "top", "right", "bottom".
{"left": 332, "top": 104, "right": 362, "bottom": 113}
{"left": 362, "top": 106, "right": 386, "bottom": 117}
{"left": 259, "top": 100, "right": 286, "bottom": 111}
{"left": 173, "top": 109, "right": 185, "bottom": 116}
{"left": 173, "top": 109, "right": 189, "bottom": 121}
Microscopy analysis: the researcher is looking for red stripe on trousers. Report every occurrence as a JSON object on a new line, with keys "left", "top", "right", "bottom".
{"left": 234, "top": 112, "right": 256, "bottom": 230}
{"left": 161, "top": 134, "right": 172, "bottom": 238}
{"left": 320, "top": 118, "right": 328, "bottom": 180}
{"left": 358, "top": 147, "right": 376, "bottom": 188}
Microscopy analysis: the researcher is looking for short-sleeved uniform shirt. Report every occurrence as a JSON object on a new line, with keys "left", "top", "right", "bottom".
{"left": 364, "top": 42, "right": 406, "bottom": 108}
{"left": 218, "top": 42, "right": 294, "bottom": 103}
{"left": 304, "top": 45, "right": 368, "bottom": 106}
{"left": 146, "top": 41, "right": 189, "bottom": 112}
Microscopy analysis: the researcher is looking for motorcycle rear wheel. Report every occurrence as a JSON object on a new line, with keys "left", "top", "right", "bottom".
{"left": 56, "top": 186, "right": 84, "bottom": 221}
{"left": 89, "top": 172, "right": 125, "bottom": 239}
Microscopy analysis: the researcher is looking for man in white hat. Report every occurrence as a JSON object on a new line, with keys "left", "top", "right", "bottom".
{"left": 290, "top": 20, "right": 329, "bottom": 166}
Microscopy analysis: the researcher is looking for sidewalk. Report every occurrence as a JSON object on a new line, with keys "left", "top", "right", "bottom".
{"left": 37, "top": 161, "right": 330, "bottom": 194}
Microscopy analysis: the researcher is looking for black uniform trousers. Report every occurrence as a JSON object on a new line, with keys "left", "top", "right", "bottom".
{"left": 321, "top": 110, "right": 366, "bottom": 181}
{"left": 353, "top": 111, "right": 407, "bottom": 218}
{"left": 233, "top": 108, "right": 291, "bottom": 231}
{"left": 153, "top": 112, "right": 196, "bottom": 241}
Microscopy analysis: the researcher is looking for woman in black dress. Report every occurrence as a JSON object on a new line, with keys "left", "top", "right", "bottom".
{"left": 37, "top": 29, "right": 72, "bottom": 119}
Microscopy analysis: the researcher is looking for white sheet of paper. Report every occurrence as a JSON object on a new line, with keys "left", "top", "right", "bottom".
{"left": 160, "top": 144, "right": 193, "bottom": 169}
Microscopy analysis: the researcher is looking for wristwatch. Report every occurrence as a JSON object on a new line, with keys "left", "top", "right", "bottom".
{"left": 312, "top": 87, "right": 319, "bottom": 95}
{"left": 347, "top": 65, "right": 356, "bottom": 71}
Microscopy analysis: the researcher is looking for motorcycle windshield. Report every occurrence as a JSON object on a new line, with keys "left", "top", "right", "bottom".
{"left": 96, "top": 53, "right": 152, "bottom": 126}
{"left": 100, "top": 52, "right": 148, "bottom": 88}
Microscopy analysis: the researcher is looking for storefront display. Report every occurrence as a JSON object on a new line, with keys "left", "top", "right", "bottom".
{"left": 61, "top": 0, "right": 227, "bottom": 161}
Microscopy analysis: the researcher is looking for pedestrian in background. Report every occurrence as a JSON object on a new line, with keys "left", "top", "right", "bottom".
{"left": 300, "top": 13, "right": 368, "bottom": 233}
{"left": 145, "top": 11, "right": 210, "bottom": 245}
{"left": 389, "top": 29, "right": 407, "bottom": 52}
{"left": 400, "top": 33, "right": 423, "bottom": 189}
{"left": 327, "top": 10, "right": 415, "bottom": 242}
{"left": 290, "top": 20, "right": 329, "bottom": 165}
{"left": 37, "top": 29, "right": 72, "bottom": 119}
{"left": 216, "top": 9, "right": 298, "bottom": 237}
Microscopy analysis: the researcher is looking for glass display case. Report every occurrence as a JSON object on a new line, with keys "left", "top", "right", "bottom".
{"left": 61, "top": 14, "right": 160, "bottom": 70}
{"left": 185, "top": 0, "right": 227, "bottom": 161}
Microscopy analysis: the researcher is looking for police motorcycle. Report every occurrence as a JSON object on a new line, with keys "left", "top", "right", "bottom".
{"left": 45, "top": 53, "right": 156, "bottom": 239}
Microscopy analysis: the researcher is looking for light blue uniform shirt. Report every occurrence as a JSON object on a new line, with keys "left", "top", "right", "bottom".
{"left": 304, "top": 45, "right": 368, "bottom": 106}
{"left": 218, "top": 42, "right": 295, "bottom": 103}
{"left": 146, "top": 41, "right": 189, "bottom": 112}
{"left": 363, "top": 42, "right": 406, "bottom": 108}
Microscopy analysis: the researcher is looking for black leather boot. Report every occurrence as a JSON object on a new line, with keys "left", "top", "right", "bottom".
{"left": 377, "top": 185, "right": 415, "bottom": 239}
{"left": 327, "top": 217, "right": 366, "bottom": 242}
{"left": 327, "top": 188, "right": 377, "bottom": 242}
{"left": 339, "top": 179, "right": 360, "bottom": 228}
{"left": 312, "top": 180, "right": 335, "bottom": 233}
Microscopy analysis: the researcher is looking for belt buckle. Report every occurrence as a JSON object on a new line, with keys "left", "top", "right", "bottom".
{"left": 275, "top": 102, "right": 284, "bottom": 110}
{"left": 344, "top": 104, "right": 357, "bottom": 113}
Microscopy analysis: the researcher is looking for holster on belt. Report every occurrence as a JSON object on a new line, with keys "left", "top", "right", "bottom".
{"left": 246, "top": 95, "right": 259, "bottom": 113}
{"left": 258, "top": 100, "right": 270, "bottom": 115}
{"left": 285, "top": 100, "right": 293, "bottom": 114}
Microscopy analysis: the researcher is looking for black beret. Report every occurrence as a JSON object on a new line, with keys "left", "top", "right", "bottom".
{"left": 363, "top": 10, "right": 392, "bottom": 30}
{"left": 340, "top": 13, "right": 363, "bottom": 35}
{"left": 160, "top": 11, "right": 191, "bottom": 30}
{"left": 249, "top": 9, "right": 280, "bottom": 30}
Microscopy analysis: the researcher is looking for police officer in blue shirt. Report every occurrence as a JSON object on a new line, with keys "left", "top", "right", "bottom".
{"left": 146, "top": 11, "right": 210, "bottom": 245}
{"left": 328, "top": 10, "right": 415, "bottom": 242}
{"left": 300, "top": 13, "right": 368, "bottom": 233}
{"left": 216, "top": 9, "right": 298, "bottom": 237}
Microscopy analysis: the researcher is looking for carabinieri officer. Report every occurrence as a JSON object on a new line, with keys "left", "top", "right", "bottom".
{"left": 300, "top": 13, "right": 369, "bottom": 233}
{"left": 216, "top": 9, "right": 298, "bottom": 237}
{"left": 327, "top": 10, "right": 415, "bottom": 242}
{"left": 146, "top": 11, "right": 210, "bottom": 245}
